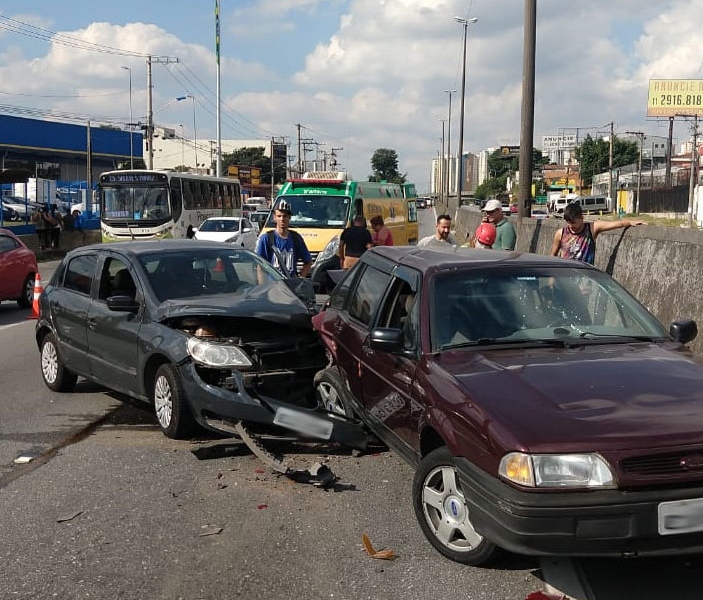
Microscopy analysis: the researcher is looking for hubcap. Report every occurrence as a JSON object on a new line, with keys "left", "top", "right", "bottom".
{"left": 421, "top": 464, "right": 484, "bottom": 552}
{"left": 41, "top": 341, "right": 58, "bottom": 383}
{"left": 24, "top": 277, "right": 35, "bottom": 306}
{"left": 317, "top": 381, "right": 345, "bottom": 416}
{"left": 154, "top": 375, "right": 173, "bottom": 428}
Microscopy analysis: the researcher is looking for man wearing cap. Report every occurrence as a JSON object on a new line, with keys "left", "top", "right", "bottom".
{"left": 255, "top": 200, "right": 312, "bottom": 277}
{"left": 482, "top": 199, "right": 516, "bottom": 250}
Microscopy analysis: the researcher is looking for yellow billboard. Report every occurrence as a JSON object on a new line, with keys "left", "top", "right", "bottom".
{"left": 647, "top": 79, "right": 703, "bottom": 117}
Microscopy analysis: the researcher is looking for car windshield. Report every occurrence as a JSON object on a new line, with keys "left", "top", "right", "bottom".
{"left": 431, "top": 266, "right": 668, "bottom": 351}
{"left": 267, "top": 195, "right": 351, "bottom": 228}
{"left": 199, "top": 218, "right": 240, "bottom": 232}
{"left": 102, "top": 185, "right": 171, "bottom": 221}
{"left": 139, "top": 248, "right": 282, "bottom": 302}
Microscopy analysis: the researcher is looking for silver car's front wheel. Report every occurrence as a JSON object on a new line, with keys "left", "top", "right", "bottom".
{"left": 152, "top": 363, "right": 194, "bottom": 439}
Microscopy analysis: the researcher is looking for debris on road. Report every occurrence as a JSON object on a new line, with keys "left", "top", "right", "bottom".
{"left": 362, "top": 533, "right": 396, "bottom": 560}
{"left": 199, "top": 525, "right": 223, "bottom": 537}
{"left": 57, "top": 510, "right": 82, "bottom": 523}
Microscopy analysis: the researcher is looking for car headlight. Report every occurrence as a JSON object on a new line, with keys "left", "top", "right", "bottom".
{"left": 225, "top": 234, "right": 240, "bottom": 243}
{"left": 499, "top": 452, "right": 616, "bottom": 489}
{"left": 314, "top": 235, "right": 340, "bottom": 266}
{"left": 187, "top": 337, "right": 253, "bottom": 368}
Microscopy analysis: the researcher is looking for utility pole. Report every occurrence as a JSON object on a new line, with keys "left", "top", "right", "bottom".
{"left": 296, "top": 123, "right": 303, "bottom": 177}
{"left": 517, "top": 0, "right": 536, "bottom": 219}
{"left": 145, "top": 55, "right": 180, "bottom": 170}
{"left": 86, "top": 120, "right": 93, "bottom": 212}
{"left": 330, "top": 147, "right": 343, "bottom": 172}
{"left": 687, "top": 115, "right": 699, "bottom": 228}
{"left": 439, "top": 119, "right": 446, "bottom": 204}
{"left": 626, "top": 131, "right": 644, "bottom": 214}
{"left": 444, "top": 90, "right": 455, "bottom": 204}
{"left": 666, "top": 116, "right": 674, "bottom": 188}
{"left": 608, "top": 122, "right": 614, "bottom": 209}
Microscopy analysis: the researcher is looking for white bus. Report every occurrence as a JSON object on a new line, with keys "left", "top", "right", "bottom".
{"left": 98, "top": 170, "right": 241, "bottom": 242}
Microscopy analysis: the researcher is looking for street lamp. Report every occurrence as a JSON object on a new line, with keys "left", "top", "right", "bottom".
{"left": 176, "top": 94, "right": 198, "bottom": 170}
{"left": 444, "top": 89, "right": 456, "bottom": 204}
{"left": 178, "top": 124, "right": 185, "bottom": 168}
{"left": 121, "top": 66, "right": 134, "bottom": 169}
{"left": 455, "top": 16, "right": 478, "bottom": 205}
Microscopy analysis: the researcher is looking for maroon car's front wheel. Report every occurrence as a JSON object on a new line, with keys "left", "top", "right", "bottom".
{"left": 412, "top": 446, "right": 499, "bottom": 565}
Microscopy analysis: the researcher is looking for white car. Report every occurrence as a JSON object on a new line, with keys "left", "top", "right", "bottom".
{"left": 193, "top": 216, "right": 259, "bottom": 250}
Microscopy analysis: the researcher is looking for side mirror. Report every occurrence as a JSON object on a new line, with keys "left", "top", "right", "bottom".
{"left": 242, "top": 227, "right": 252, "bottom": 233}
{"left": 670, "top": 319, "right": 698, "bottom": 344}
{"left": 369, "top": 327, "right": 404, "bottom": 353}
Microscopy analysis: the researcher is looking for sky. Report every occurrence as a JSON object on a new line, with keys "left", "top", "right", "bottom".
{"left": 0, "top": 0, "right": 701, "bottom": 193}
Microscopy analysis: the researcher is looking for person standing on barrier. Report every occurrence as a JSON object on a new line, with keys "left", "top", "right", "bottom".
{"left": 550, "top": 203, "right": 646, "bottom": 265}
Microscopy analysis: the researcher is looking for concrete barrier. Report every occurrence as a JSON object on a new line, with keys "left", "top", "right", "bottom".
{"left": 20, "top": 230, "right": 102, "bottom": 262}
{"left": 454, "top": 207, "right": 703, "bottom": 355}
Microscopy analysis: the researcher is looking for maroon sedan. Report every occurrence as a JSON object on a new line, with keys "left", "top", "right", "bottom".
{"left": 0, "top": 228, "right": 37, "bottom": 308}
{"left": 312, "top": 246, "right": 703, "bottom": 565}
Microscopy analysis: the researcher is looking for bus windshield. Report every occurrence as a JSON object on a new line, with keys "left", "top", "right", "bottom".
{"left": 271, "top": 194, "right": 351, "bottom": 228}
{"left": 102, "top": 184, "right": 171, "bottom": 221}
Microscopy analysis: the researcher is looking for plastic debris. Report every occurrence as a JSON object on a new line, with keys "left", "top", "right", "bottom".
{"left": 362, "top": 533, "right": 396, "bottom": 560}
{"left": 199, "top": 525, "right": 223, "bottom": 537}
{"left": 57, "top": 511, "right": 82, "bottom": 523}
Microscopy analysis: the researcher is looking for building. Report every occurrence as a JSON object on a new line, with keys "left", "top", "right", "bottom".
{"left": 0, "top": 114, "right": 140, "bottom": 182}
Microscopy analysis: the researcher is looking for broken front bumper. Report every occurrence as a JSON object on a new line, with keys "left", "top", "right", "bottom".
{"left": 178, "top": 362, "right": 368, "bottom": 450}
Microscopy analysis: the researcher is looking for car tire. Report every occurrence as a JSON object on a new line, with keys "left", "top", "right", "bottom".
{"left": 314, "top": 367, "right": 355, "bottom": 418}
{"left": 153, "top": 363, "right": 194, "bottom": 439}
{"left": 17, "top": 274, "right": 35, "bottom": 308}
{"left": 412, "top": 446, "right": 498, "bottom": 565}
{"left": 40, "top": 332, "right": 78, "bottom": 392}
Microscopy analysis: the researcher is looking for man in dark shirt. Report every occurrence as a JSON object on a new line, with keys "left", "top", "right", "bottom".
{"left": 339, "top": 215, "right": 373, "bottom": 269}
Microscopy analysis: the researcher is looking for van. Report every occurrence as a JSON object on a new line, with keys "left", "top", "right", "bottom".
{"left": 552, "top": 194, "right": 578, "bottom": 215}
{"left": 572, "top": 195, "right": 611, "bottom": 214}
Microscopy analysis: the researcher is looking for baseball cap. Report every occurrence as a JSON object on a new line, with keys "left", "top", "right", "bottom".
{"left": 483, "top": 199, "right": 502, "bottom": 213}
{"left": 276, "top": 200, "right": 293, "bottom": 215}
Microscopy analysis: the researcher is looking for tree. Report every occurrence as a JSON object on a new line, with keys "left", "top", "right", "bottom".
{"left": 369, "top": 148, "right": 406, "bottom": 183}
{"left": 221, "top": 146, "right": 274, "bottom": 183}
{"left": 575, "top": 135, "right": 639, "bottom": 187}
{"left": 477, "top": 148, "right": 547, "bottom": 199}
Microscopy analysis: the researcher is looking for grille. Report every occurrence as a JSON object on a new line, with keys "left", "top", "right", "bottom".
{"left": 621, "top": 452, "right": 703, "bottom": 476}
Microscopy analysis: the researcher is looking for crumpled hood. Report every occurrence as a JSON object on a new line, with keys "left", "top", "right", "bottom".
{"left": 438, "top": 342, "right": 703, "bottom": 452}
{"left": 154, "top": 280, "right": 313, "bottom": 328}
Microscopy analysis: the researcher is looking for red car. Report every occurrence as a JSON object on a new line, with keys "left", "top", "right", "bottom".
{"left": 312, "top": 246, "right": 703, "bottom": 566}
{"left": 0, "top": 228, "right": 37, "bottom": 308}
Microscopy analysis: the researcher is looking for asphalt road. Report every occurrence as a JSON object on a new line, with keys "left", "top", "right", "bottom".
{"left": 2, "top": 218, "right": 703, "bottom": 599}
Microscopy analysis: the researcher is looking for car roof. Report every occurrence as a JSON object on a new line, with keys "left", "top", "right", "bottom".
{"left": 367, "top": 245, "right": 594, "bottom": 274}
{"left": 65, "top": 239, "right": 250, "bottom": 260}
{"left": 202, "top": 216, "right": 241, "bottom": 221}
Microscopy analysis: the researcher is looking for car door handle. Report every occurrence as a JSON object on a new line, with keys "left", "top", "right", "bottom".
{"left": 87, "top": 318, "right": 97, "bottom": 330}
{"left": 362, "top": 346, "right": 374, "bottom": 356}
